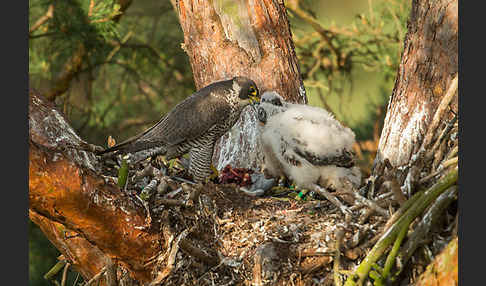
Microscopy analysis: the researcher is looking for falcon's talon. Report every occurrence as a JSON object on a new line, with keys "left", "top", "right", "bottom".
{"left": 168, "top": 158, "right": 179, "bottom": 170}
{"left": 207, "top": 164, "right": 219, "bottom": 182}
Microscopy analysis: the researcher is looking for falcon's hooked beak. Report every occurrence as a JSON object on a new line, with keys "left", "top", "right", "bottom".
{"left": 249, "top": 86, "right": 260, "bottom": 105}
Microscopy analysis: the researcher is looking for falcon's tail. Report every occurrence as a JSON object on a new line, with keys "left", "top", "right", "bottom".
{"left": 95, "top": 136, "right": 165, "bottom": 155}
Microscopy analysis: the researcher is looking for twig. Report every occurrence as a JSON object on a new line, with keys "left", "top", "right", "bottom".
{"left": 106, "top": 31, "right": 133, "bottom": 62}
{"left": 154, "top": 198, "right": 186, "bottom": 207}
{"left": 419, "top": 169, "right": 443, "bottom": 185}
{"left": 334, "top": 228, "right": 345, "bottom": 286}
{"left": 44, "top": 260, "right": 66, "bottom": 281}
{"left": 441, "top": 156, "right": 458, "bottom": 169}
{"left": 252, "top": 243, "right": 279, "bottom": 286}
{"left": 447, "top": 145, "right": 458, "bottom": 159}
{"left": 378, "top": 220, "right": 408, "bottom": 284}
{"left": 105, "top": 261, "right": 117, "bottom": 286}
{"left": 149, "top": 229, "right": 190, "bottom": 286}
{"left": 430, "top": 114, "right": 458, "bottom": 154}
{"left": 421, "top": 75, "right": 458, "bottom": 152}
{"left": 73, "top": 273, "right": 80, "bottom": 286}
{"left": 339, "top": 183, "right": 389, "bottom": 217}
{"left": 61, "top": 263, "right": 70, "bottom": 286}
{"left": 84, "top": 266, "right": 107, "bottom": 286}
{"left": 88, "top": 0, "right": 95, "bottom": 17}
{"left": 312, "top": 184, "right": 351, "bottom": 216}
{"left": 180, "top": 239, "right": 220, "bottom": 267}
{"left": 286, "top": 0, "right": 341, "bottom": 66}
{"left": 382, "top": 189, "right": 423, "bottom": 234}
{"left": 29, "top": 4, "right": 54, "bottom": 34}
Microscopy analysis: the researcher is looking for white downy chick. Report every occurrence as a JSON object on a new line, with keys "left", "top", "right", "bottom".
{"left": 257, "top": 91, "right": 361, "bottom": 191}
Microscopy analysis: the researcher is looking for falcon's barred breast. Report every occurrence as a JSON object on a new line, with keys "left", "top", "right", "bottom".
{"left": 257, "top": 91, "right": 361, "bottom": 190}
{"left": 98, "top": 76, "right": 260, "bottom": 182}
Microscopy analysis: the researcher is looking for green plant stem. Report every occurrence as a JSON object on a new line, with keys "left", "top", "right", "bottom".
{"left": 43, "top": 260, "right": 66, "bottom": 281}
{"left": 344, "top": 167, "right": 457, "bottom": 286}
{"left": 379, "top": 219, "right": 408, "bottom": 283}
{"left": 117, "top": 158, "right": 129, "bottom": 188}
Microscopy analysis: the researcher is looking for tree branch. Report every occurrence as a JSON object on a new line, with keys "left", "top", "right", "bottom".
{"left": 29, "top": 89, "right": 162, "bottom": 283}
{"left": 29, "top": 4, "right": 54, "bottom": 34}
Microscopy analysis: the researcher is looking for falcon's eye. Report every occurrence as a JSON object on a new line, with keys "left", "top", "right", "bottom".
{"left": 249, "top": 85, "right": 257, "bottom": 96}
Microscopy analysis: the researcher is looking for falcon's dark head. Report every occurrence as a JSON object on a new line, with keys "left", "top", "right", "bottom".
{"left": 232, "top": 76, "right": 260, "bottom": 105}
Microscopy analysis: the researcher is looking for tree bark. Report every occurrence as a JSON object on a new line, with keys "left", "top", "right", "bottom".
{"left": 175, "top": 0, "right": 307, "bottom": 170}
{"left": 414, "top": 236, "right": 458, "bottom": 286}
{"left": 374, "top": 0, "right": 458, "bottom": 171}
{"left": 370, "top": 0, "right": 458, "bottom": 283}
{"left": 29, "top": 89, "right": 162, "bottom": 283}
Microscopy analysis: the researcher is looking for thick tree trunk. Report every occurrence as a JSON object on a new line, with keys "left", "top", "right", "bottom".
{"left": 371, "top": 0, "right": 458, "bottom": 283}
{"left": 374, "top": 0, "right": 458, "bottom": 171}
{"left": 175, "top": 0, "right": 307, "bottom": 170}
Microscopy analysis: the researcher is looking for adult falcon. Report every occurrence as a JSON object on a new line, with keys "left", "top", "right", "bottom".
{"left": 98, "top": 76, "right": 260, "bottom": 183}
{"left": 256, "top": 91, "right": 361, "bottom": 191}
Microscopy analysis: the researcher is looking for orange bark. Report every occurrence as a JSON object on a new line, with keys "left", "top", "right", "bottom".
{"left": 29, "top": 90, "right": 163, "bottom": 283}
{"left": 176, "top": 0, "right": 305, "bottom": 103}
{"left": 415, "top": 237, "right": 458, "bottom": 286}
{"left": 29, "top": 211, "right": 109, "bottom": 280}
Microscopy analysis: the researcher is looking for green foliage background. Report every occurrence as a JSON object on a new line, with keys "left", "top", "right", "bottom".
{"left": 28, "top": 0, "right": 410, "bottom": 285}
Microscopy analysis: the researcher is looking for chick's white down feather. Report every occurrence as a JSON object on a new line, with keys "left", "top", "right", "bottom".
{"left": 258, "top": 91, "right": 361, "bottom": 190}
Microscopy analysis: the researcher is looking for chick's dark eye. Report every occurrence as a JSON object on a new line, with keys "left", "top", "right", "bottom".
{"left": 272, "top": 97, "right": 282, "bottom": 106}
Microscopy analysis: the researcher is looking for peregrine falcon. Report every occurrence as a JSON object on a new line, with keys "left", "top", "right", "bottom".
{"left": 97, "top": 76, "right": 260, "bottom": 182}
{"left": 256, "top": 91, "right": 361, "bottom": 191}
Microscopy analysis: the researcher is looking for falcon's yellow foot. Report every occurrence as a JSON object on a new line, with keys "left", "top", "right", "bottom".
{"left": 205, "top": 164, "right": 220, "bottom": 183}
{"left": 165, "top": 158, "right": 185, "bottom": 171}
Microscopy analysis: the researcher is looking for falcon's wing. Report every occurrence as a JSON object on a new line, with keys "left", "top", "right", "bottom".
{"left": 97, "top": 82, "right": 233, "bottom": 154}
{"left": 153, "top": 89, "right": 232, "bottom": 145}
